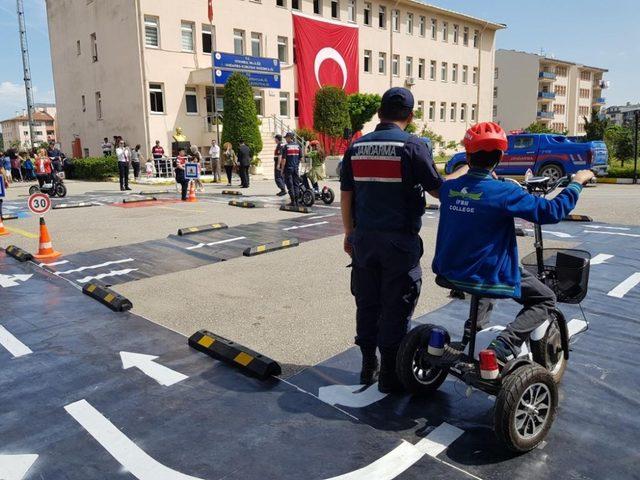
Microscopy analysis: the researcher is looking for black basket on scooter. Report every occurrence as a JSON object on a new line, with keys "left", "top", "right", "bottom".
{"left": 521, "top": 248, "right": 591, "bottom": 304}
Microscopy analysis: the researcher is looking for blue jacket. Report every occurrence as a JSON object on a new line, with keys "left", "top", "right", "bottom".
{"left": 281, "top": 142, "right": 301, "bottom": 169}
{"left": 340, "top": 123, "right": 442, "bottom": 233}
{"left": 432, "top": 169, "right": 583, "bottom": 298}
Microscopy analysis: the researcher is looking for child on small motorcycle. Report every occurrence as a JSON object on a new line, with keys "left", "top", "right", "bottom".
{"left": 432, "top": 122, "right": 594, "bottom": 364}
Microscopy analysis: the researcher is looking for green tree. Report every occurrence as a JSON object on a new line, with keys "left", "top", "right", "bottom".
{"left": 294, "top": 127, "right": 317, "bottom": 142}
{"left": 524, "top": 122, "right": 555, "bottom": 134}
{"left": 605, "top": 124, "right": 633, "bottom": 162}
{"left": 221, "top": 72, "right": 263, "bottom": 156}
{"left": 0, "top": 133, "right": 4, "bottom": 151}
{"left": 583, "top": 109, "right": 610, "bottom": 141}
{"left": 405, "top": 122, "right": 418, "bottom": 134}
{"left": 347, "top": 93, "right": 381, "bottom": 133}
{"left": 420, "top": 125, "right": 445, "bottom": 149}
{"left": 313, "top": 86, "right": 351, "bottom": 154}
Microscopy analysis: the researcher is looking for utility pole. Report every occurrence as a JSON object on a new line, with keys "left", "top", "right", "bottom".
{"left": 633, "top": 110, "right": 639, "bottom": 185}
{"left": 17, "top": 0, "right": 36, "bottom": 148}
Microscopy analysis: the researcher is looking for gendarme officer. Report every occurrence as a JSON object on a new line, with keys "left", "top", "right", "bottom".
{"left": 340, "top": 87, "right": 465, "bottom": 393}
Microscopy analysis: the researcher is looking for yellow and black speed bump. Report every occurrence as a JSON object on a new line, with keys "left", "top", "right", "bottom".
{"left": 2, "top": 214, "right": 18, "bottom": 220}
{"left": 426, "top": 204, "right": 440, "bottom": 211}
{"left": 188, "top": 330, "right": 282, "bottom": 379}
{"left": 53, "top": 202, "right": 95, "bottom": 210}
{"left": 5, "top": 245, "right": 33, "bottom": 262}
{"left": 280, "top": 205, "right": 312, "bottom": 214}
{"left": 221, "top": 190, "right": 243, "bottom": 196}
{"left": 82, "top": 281, "right": 133, "bottom": 312}
{"left": 228, "top": 200, "right": 263, "bottom": 208}
{"left": 243, "top": 238, "right": 299, "bottom": 257}
{"left": 563, "top": 214, "right": 593, "bottom": 222}
{"left": 122, "top": 196, "right": 158, "bottom": 204}
{"left": 178, "top": 223, "right": 228, "bottom": 236}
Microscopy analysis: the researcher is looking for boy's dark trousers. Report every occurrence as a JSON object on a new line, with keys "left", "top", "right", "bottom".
{"left": 477, "top": 268, "right": 556, "bottom": 354}
{"left": 175, "top": 169, "right": 189, "bottom": 200}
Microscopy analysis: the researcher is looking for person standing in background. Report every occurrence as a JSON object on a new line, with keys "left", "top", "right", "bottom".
{"left": 151, "top": 140, "right": 165, "bottom": 178}
{"left": 208, "top": 140, "right": 221, "bottom": 183}
{"left": 174, "top": 148, "right": 189, "bottom": 200}
{"left": 221, "top": 142, "right": 237, "bottom": 186}
{"left": 116, "top": 140, "right": 131, "bottom": 191}
{"left": 237, "top": 139, "right": 251, "bottom": 188}
{"left": 273, "top": 134, "right": 287, "bottom": 196}
{"left": 280, "top": 132, "right": 302, "bottom": 206}
{"left": 101, "top": 137, "right": 113, "bottom": 157}
{"left": 131, "top": 144, "right": 142, "bottom": 180}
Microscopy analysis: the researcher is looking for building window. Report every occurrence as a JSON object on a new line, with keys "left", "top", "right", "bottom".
{"left": 90, "top": 33, "right": 98, "bottom": 62}
{"left": 251, "top": 32, "right": 262, "bottom": 57}
{"left": 418, "top": 58, "right": 425, "bottom": 79}
{"left": 450, "top": 102, "right": 457, "bottom": 121}
{"left": 392, "top": 9, "right": 399, "bottom": 32}
{"left": 363, "top": 50, "right": 371, "bottom": 73}
{"left": 453, "top": 24, "right": 459, "bottom": 43}
{"left": 314, "top": 0, "right": 321, "bottom": 14}
{"left": 494, "top": 67, "right": 499, "bottom": 79}
{"left": 185, "top": 87, "right": 198, "bottom": 114}
{"left": 254, "top": 91, "right": 264, "bottom": 116}
{"left": 95, "top": 91, "right": 102, "bottom": 119}
{"left": 406, "top": 13, "right": 413, "bottom": 34}
{"left": 233, "top": 29, "right": 245, "bottom": 54}
{"left": 292, "top": 0, "right": 300, "bottom": 9}
{"left": 472, "top": 67, "right": 478, "bottom": 85}
{"left": 493, "top": 86, "right": 498, "bottom": 98}
{"left": 419, "top": 16, "right": 425, "bottom": 36}
{"left": 430, "top": 18, "right": 437, "bottom": 39}
{"left": 580, "top": 71, "right": 592, "bottom": 81}
{"left": 294, "top": 95, "right": 299, "bottom": 117}
{"left": 440, "top": 102, "right": 446, "bottom": 121}
{"left": 441, "top": 62, "right": 447, "bottom": 81}
{"left": 202, "top": 24, "right": 214, "bottom": 54}
{"left": 149, "top": 83, "right": 165, "bottom": 114}
{"left": 463, "top": 26, "right": 469, "bottom": 46}
{"left": 579, "top": 88, "right": 590, "bottom": 99}
{"left": 452, "top": 63, "right": 458, "bottom": 82}
{"left": 347, "top": 0, "right": 355, "bottom": 22}
{"left": 554, "top": 85, "right": 567, "bottom": 96}
{"left": 428, "top": 101, "right": 435, "bottom": 121}
{"left": 76, "top": 40, "right": 81, "bottom": 55}
{"left": 363, "top": 2, "right": 371, "bottom": 25}
{"left": 378, "top": 6, "right": 386, "bottom": 28}
{"left": 392, "top": 54, "right": 399, "bottom": 76}
{"left": 81, "top": 95, "right": 86, "bottom": 112}
{"left": 442, "top": 22, "right": 448, "bottom": 41}
{"left": 556, "top": 66, "right": 567, "bottom": 77}
{"left": 493, "top": 105, "right": 498, "bottom": 117}
{"left": 471, "top": 103, "right": 477, "bottom": 121}
{"left": 181, "top": 22, "right": 194, "bottom": 52}
{"left": 462, "top": 65, "right": 468, "bottom": 84}
{"left": 277, "top": 36, "right": 288, "bottom": 63}
{"left": 417, "top": 100, "right": 424, "bottom": 118}
{"left": 429, "top": 60, "right": 436, "bottom": 80}
{"left": 460, "top": 103, "right": 467, "bottom": 121}
{"left": 276, "top": 0, "right": 286, "bottom": 6}
{"left": 473, "top": 29, "right": 479, "bottom": 47}
{"left": 406, "top": 56, "right": 413, "bottom": 77}
{"left": 378, "top": 52, "right": 386, "bottom": 74}
{"left": 554, "top": 104, "right": 566, "bottom": 115}
{"left": 144, "top": 16, "right": 159, "bottom": 47}
{"left": 279, "top": 92, "right": 290, "bottom": 116}
{"left": 331, "top": 0, "right": 339, "bottom": 19}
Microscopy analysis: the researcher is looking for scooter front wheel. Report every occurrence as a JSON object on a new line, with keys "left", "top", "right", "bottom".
{"left": 396, "top": 324, "right": 449, "bottom": 395}
{"left": 28, "top": 185, "right": 40, "bottom": 195}
{"left": 322, "top": 187, "right": 335, "bottom": 205}
{"left": 55, "top": 183, "right": 67, "bottom": 198}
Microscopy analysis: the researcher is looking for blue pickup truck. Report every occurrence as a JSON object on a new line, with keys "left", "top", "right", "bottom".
{"left": 445, "top": 133, "right": 608, "bottom": 181}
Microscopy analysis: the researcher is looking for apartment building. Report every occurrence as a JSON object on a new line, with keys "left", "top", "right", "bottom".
{"left": 0, "top": 104, "right": 57, "bottom": 148}
{"left": 603, "top": 102, "right": 640, "bottom": 127}
{"left": 45, "top": 0, "right": 503, "bottom": 167}
{"left": 493, "top": 50, "right": 607, "bottom": 136}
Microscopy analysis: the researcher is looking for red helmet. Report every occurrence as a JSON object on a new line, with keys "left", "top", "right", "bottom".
{"left": 463, "top": 122, "right": 508, "bottom": 153}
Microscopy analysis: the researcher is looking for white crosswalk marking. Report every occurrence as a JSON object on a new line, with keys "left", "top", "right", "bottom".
{"left": 0, "top": 325, "right": 32, "bottom": 358}
{"left": 185, "top": 236, "right": 246, "bottom": 251}
{"left": 584, "top": 230, "right": 640, "bottom": 238}
{"left": 283, "top": 221, "right": 329, "bottom": 231}
{"left": 591, "top": 254, "right": 614, "bottom": 265}
{"left": 76, "top": 268, "right": 138, "bottom": 284}
{"left": 56, "top": 258, "right": 134, "bottom": 275}
{"left": 607, "top": 273, "right": 640, "bottom": 298}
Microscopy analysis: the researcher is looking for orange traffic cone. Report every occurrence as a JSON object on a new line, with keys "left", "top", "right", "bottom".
{"left": 0, "top": 218, "right": 9, "bottom": 236}
{"left": 34, "top": 217, "right": 61, "bottom": 259}
{"left": 186, "top": 180, "right": 197, "bottom": 203}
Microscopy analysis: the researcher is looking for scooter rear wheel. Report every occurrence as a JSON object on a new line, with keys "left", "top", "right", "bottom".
{"left": 396, "top": 324, "right": 449, "bottom": 395}
{"left": 531, "top": 314, "right": 567, "bottom": 384}
{"left": 28, "top": 185, "right": 40, "bottom": 195}
{"left": 55, "top": 183, "right": 67, "bottom": 198}
{"left": 301, "top": 189, "right": 315, "bottom": 207}
{"left": 322, "top": 187, "right": 335, "bottom": 205}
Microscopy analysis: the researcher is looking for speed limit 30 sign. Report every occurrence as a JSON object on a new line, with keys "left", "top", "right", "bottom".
{"left": 28, "top": 193, "right": 52, "bottom": 215}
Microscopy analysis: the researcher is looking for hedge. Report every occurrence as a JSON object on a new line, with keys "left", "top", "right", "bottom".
{"left": 607, "top": 164, "right": 638, "bottom": 179}
{"left": 72, "top": 156, "right": 119, "bottom": 180}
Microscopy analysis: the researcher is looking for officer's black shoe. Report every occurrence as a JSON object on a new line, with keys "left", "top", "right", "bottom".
{"left": 359, "top": 348, "right": 379, "bottom": 385}
{"left": 277, "top": 190, "right": 287, "bottom": 196}
{"left": 378, "top": 353, "right": 404, "bottom": 393}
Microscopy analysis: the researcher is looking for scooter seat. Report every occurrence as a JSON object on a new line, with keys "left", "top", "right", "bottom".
{"left": 435, "top": 275, "right": 507, "bottom": 299}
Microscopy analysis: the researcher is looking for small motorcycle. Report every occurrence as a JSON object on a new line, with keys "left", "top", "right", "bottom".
{"left": 29, "top": 170, "right": 67, "bottom": 198}
{"left": 297, "top": 173, "right": 335, "bottom": 207}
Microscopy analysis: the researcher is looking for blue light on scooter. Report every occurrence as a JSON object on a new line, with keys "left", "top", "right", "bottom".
{"left": 427, "top": 328, "right": 446, "bottom": 356}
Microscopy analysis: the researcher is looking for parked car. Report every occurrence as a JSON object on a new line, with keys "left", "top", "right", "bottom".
{"left": 445, "top": 133, "right": 608, "bottom": 180}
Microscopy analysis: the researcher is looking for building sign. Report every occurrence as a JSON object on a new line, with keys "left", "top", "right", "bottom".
{"left": 212, "top": 51, "right": 281, "bottom": 88}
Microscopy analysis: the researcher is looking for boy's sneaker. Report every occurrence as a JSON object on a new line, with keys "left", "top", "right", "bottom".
{"left": 487, "top": 338, "right": 515, "bottom": 366}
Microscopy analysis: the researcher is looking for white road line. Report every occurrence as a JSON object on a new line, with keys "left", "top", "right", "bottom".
{"left": 185, "top": 236, "right": 246, "bottom": 251}
{"left": 607, "top": 272, "right": 640, "bottom": 298}
{"left": 308, "top": 214, "right": 336, "bottom": 220}
{"left": 0, "top": 454, "right": 39, "bottom": 480}
{"left": 414, "top": 423, "right": 465, "bottom": 457}
{"left": 283, "top": 221, "right": 329, "bottom": 231}
{"left": 64, "top": 399, "right": 204, "bottom": 480}
{"left": 524, "top": 229, "right": 573, "bottom": 238}
{"left": 584, "top": 230, "right": 640, "bottom": 238}
{"left": 567, "top": 319, "right": 588, "bottom": 338}
{"left": 120, "top": 352, "right": 188, "bottom": 387}
{"left": 76, "top": 268, "right": 138, "bottom": 284}
{"left": 584, "top": 225, "right": 630, "bottom": 231}
{"left": 39, "top": 259, "right": 69, "bottom": 267}
{"left": 591, "top": 254, "right": 614, "bottom": 265}
{"left": 56, "top": 258, "right": 135, "bottom": 275}
{"left": 0, "top": 325, "right": 32, "bottom": 358}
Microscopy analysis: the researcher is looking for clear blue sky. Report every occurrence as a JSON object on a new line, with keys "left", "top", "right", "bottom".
{"left": 0, "top": 0, "right": 638, "bottom": 121}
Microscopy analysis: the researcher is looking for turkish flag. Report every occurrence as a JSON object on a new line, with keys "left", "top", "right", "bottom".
{"left": 208, "top": 0, "right": 213, "bottom": 22}
{"left": 293, "top": 13, "right": 359, "bottom": 129}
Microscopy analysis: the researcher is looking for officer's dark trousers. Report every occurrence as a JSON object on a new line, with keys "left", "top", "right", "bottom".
{"left": 118, "top": 162, "right": 129, "bottom": 190}
{"left": 239, "top": 165, "right": 250, "bottom": 187}
{"left": 284, "top": 166, "right": 300, "bottom": 203}
{"left": 274, "top": 163, "right": 286, "bottom": 191}
{"left": 175, "top": 169, "right": 189, "bottom": 200}
{"left": 477, "top": 268, "right": 556, "bottom": 354}
{"left": 351, "top": 230, "right": 423, "bottom": 355}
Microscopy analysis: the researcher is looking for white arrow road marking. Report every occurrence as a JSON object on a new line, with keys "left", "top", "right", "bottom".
{"left": 584, "top": 230, "right": 640, "bottom": 238}
{"left": 55, "top": 258, "right": 134, "bottom": 275}
{"left": 584, "top": 225, "right": 630, "bottom": 231}
{"left": 65, "top": 399, "right": 204, "bottom": 480}
{"left": 524, "top": 229, "right": 573, "bottom": 238}
{"left": 0, "top": 454, "right": 39, "bottom": 480}
{"left": 325, "top": 422, "right": 467, "bottom": 480}
{"left": 318, "top": 384, "right": 388, "bottom": 409}
{"left": 0, "top": 325, "right": 32, "bottom": 358}
{"left": 567, "top": 319, "right": 589, "bottom": 338}
{"left": 185, "top": 236, "right": 246, "bottom": 251}
{"left": 120, "top": 352, "right": 188, "bottom": 387}
{"left": 590, "top": 254, "right": 614, "bottom": 265}
{"left": 283, "top": 221, "right": 329, "bottom": 231}
{"left": 0, "top": 274, "right": 33, "bottom": 288}
{"left": 39, "top": 259, "right": 69, "bottom": 267}
{"left": 607, "top": 272, "right": 640, "bottom": 298}
{"left": 76, "top": 268, "right": 138, "bottom": 284}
